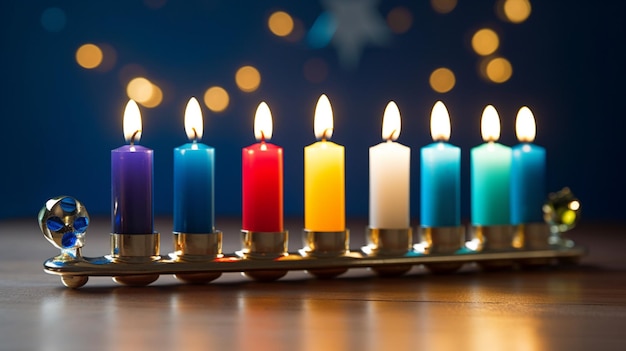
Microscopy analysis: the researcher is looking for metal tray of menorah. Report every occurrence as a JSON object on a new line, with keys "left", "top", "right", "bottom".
{"left": 39, "top": 192, "right": 585, "bottom": 289}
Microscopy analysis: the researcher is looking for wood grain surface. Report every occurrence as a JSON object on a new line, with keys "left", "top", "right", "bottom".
{"left": 1, "top": 217, "right": 625, "bottom": 351}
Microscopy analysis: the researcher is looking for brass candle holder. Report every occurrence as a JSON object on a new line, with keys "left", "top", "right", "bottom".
{"left": 39, "top": 192, "right": 585, "bottom": 289}
{"left": 238, "top": 230, "right": 289, "bottom": 281}
{"left": 416, "top": 226, "right": 467, "bottom": 273}
{"left": 468, "top": 224, "right": 520, "bottom": 270}
{"left": 110, "top": 232, "right": 161, "bottom": 286}
{"left": 300, "top": 229, "right": 350, "bottom": 278}
{"left": 363, "top": 227, "right": 413, "bottom": 276}
{"left": 170, "top": 231, "right": 223, "bottom": 284}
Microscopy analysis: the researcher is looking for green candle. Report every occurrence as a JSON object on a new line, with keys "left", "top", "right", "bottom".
{"left": 470, "top": 105, "right": 512, "bottom": 226}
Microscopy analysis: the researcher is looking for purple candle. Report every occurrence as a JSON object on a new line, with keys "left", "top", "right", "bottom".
{"left": 111, "top": 100, "right": 154, "bottom": 234}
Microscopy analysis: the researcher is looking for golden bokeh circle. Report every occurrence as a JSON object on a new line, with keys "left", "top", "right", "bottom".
{"left": 504, "top": 0, "right": 532, "bottom": 23}
{"left": 76, "top": 43, "right": 103, "bottom": 69}
{"left": 485, "top": 57, "right": 513, "bottom": 83}
{"left": 429, "top": 67, "right": 456, "bottom": 93}
{"left": 204, "top": 86, "right": 230, "bottom": 112}
{"left": 235, "top": 66, "right": 261, "bottom": 93}
{"left": 471, "top": 29, "right": 500, "bottom": 56}
{"left": 141, "top": 83, "right": 163, "bottom": 108}
{"left": 126, "top": 77, "right": 154, "bottom": 104}
{"left": 268, "top": 11, "right": 294, "bottom": 37}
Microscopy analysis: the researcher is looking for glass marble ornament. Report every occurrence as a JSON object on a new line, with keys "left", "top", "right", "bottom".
{"left": 543, "top": 187, "right": 581, "bottom": 232}
{"left": 542, "top": 187, "right": 581, "bottom": 247}
{"left": 38, "top": 196, "right": 89, "bottom": 257}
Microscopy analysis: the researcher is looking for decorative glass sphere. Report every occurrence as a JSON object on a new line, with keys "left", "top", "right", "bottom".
{"left": 38, "top": 196, "right": 89, "bottom": 250}
{"left": 543, "top": 187, "right": 581, "bottom": 233}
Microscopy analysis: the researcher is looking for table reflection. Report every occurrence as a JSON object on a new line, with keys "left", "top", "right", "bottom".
{"left": 34, "top": 270, "right": 594, "bottom": 351}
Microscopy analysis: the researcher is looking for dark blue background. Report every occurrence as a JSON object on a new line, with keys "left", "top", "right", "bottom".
{"left": 2, "top": 1, "right": 625, "bottom": 225}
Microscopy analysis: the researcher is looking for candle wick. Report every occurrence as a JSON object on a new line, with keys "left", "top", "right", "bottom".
{"left": 386, "top": 129, "right": 397, "bottom": 142}
{"left": 322, "top": 128, "right": 333, "bottom": 141}
{"left": 130, "top": 130, "right": 141, "bottom": 145}
{"left": 261, "top": 130, "right": 266, "bottom": 143}
{"left": 192, "top": 127, "right": 199, "bottom": 142}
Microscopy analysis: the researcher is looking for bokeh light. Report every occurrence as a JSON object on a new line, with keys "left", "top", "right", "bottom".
{"left": 387, "top": 6, "right": 413, "bottom": 34}
{"left": 500, "top": 0, "right": 532, "bottom": 23}
{"left": 204, "top": 86, "right": 230, "bottom": 112}
{"left": 429, "top": 67, "right": 456, "bottom": 93}
{"left": 485, "top": 57, "right": 513, "bottom": 83}
{"left": 268, "top": 11, "right": 294, "bottom": 37}
{"left": 235, "top": 66, "right": 261, "bottom": 93}
{"left": 41, "top": 7, "right": 66, "bottom": 32}
{"left": 127, "top": 77, "right": 153, "bottom": 103}
{"left": 142, "top": 84, "right": 163, "bottom": 108}
{"left": 431, "top": 0, "right": 457, "bottom": 14}
{"left": 471, "top": 29, "right": 499, "bottom": 56}
{"left": 126, "top": 77, "right": 163, "bottom": 108}
{"left": 76, "top": 44, "right": 103, "bottom": 69}
{"left": 303, "top": 58, "right": 329, "bottom": 84}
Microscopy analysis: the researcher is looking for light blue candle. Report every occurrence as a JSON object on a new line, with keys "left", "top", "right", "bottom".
{"left": 511, "top": 106, "right": 546, "bottom": 224}
{"left": 470, "top": 105, "right": 512, "bottom": 226}
{"left": 420, "top": 101, "right": 460, "bottom": 227}
{"left": 173, "top": 98, "right": 215, "bottom": 233}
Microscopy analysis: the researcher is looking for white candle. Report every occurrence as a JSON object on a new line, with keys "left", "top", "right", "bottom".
{"left": 368, "top": 101, "right": 411, "bottom": 229}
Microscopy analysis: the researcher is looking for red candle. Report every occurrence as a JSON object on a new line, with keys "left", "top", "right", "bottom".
{"left": 242, "top": 102, "right": 284, "bottom": 232}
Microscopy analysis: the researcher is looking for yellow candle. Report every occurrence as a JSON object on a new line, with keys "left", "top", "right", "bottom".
{"left": 304, "top": 94, "right": 345, "bottom": 231}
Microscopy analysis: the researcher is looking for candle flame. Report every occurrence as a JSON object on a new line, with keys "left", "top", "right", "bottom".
{"left": 382, "top": 101, "right": 401, "bottom": 141}
{"left": 254, "top": 101, "right": 273, "bottom": 141}
{"left": 430, "top": 100, "right": 451, "bottom": 142}
{"left": 481, "top": 104, "right": 501, "bottom": 142}
{"left": 515, "top": 106, "right": 536, "bottom": 143}
{"left": 314, "top": 94, "right": 334, "bottom": 140}
{"left": 123, "top": 99, "right": 142, "bottom": 144}
{"left": 184, "top": 97, "right": 203, "bottom": 142}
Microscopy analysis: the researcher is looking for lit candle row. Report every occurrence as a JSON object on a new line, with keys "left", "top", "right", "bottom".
{"left": 471, "top": 105, "right": 546, "bottom": 227}
{"left": 110, "top": 96, "right": 545, "bottom": 236}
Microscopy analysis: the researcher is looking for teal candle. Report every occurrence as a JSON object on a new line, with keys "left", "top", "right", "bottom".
{"left": 173, "top": 98, "right": 215, "bottom": 233}
{"left": 420, "top": 101, "right": 460, "bottom": 227}
{"left": 470, "top": 105, "right": 512, "bottom": 226}
{"left": 511, "top": 106, "right": 546, "bottom": 224}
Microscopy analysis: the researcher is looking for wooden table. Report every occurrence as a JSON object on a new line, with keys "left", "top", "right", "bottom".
{"left": 1, "top": 217, "right": 625, "bottom": 350}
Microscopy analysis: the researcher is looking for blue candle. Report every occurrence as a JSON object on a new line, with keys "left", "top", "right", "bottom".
{"left": 420, "top": 101, "right": 460, "bottom": 227}
{"left": 470, "top": 105, "right": 512, "bottom": 226}
{"left": 173, "top": 97, "right": 215, "bottom": 233}
{"left": 111, "top": 100, "right": 154, "bottom": 234}
{"left": 511, "top": 106, "right": 546, "bottom": 224}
